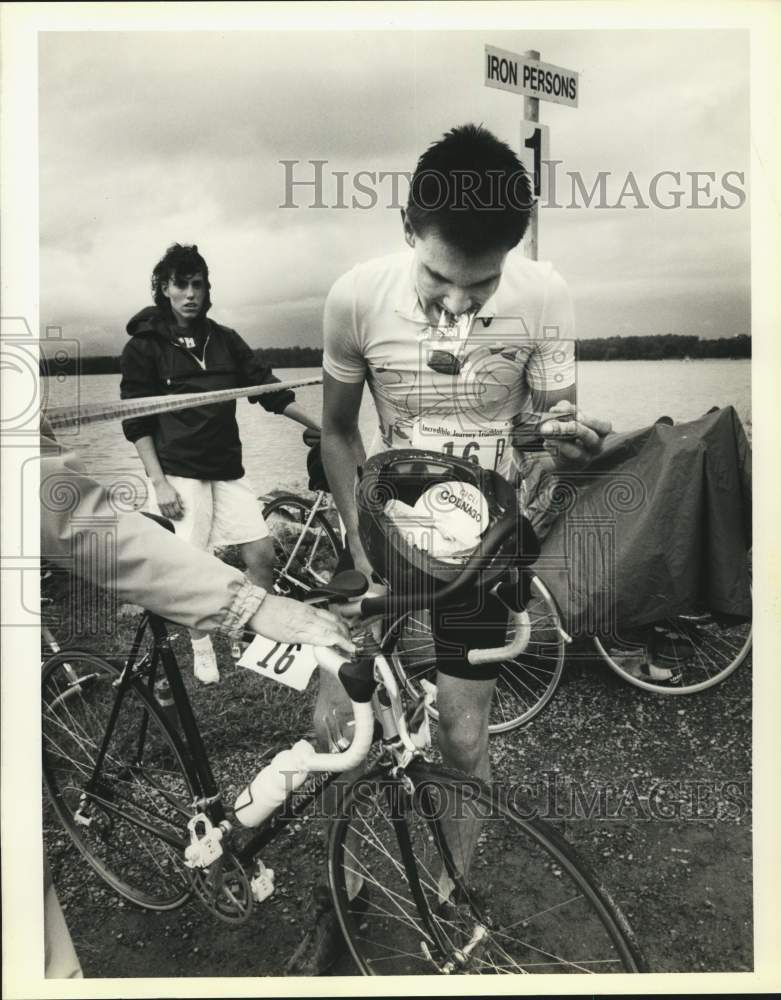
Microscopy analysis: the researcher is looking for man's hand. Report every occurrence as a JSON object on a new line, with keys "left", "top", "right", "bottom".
{"left": 153, "top": 478, "right": 185, "bottom": 520}
{"left": 540, "top": 400, "right": 612, "bottom": 471}
{"left": 248, "top": 595, "right": 356, "bottom": 656}
{"left": 346, "top": 536, "right": 375, "bottom": 587}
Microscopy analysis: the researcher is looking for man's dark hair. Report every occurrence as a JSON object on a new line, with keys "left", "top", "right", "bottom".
{"left": 151, "top": 243, "right": 212, "bottom": 316}
{"left": 406, "top": 124, "right": 532, "bottom": 254}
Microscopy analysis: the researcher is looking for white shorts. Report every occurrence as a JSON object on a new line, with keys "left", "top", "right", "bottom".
{"left": 148, "top": 474, "right": 269, "bottom": 551}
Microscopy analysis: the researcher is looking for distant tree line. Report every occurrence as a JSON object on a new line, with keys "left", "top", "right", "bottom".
{"left": 577, "top": 334, "right": 751, "bottom": 361}
{"left": 40, "top": 335, "right": 750, "bottom": 375}
{"left": 39, "top": 345, "right": 326, "bottom": 375}
{"left": 250, "top": 345, "right": 324, "bottom": 368}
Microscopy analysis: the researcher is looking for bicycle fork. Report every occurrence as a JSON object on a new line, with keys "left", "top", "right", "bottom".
{"left": 386, "top": 776, "right": 490, "bottom": 973}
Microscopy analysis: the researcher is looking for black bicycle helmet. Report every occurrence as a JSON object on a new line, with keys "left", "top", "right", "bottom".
{"left": 356, "top": 448, "right": 537, "bottom": 593}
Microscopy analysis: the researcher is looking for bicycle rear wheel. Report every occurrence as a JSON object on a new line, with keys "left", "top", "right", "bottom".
{"left": 594, "top": 593, "right": 752, "bottom": 695}
{"left": 330, "top": 762, "right": 645, "bottom": 975}
{"left": 387, "top": 575, "right": 566, "bottom": 733}
{"left": 262, "top": 494, "right": 342, "bottom": 597}
{"left": 42, "top": 650, "right": 195, "bottom": 910}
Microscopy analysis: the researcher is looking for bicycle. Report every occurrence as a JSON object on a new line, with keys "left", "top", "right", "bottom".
{"left": 261, "top": 489, "right": 343, "bottom": 596}
{"left": 42, "top": 514, "right": 646, "bottom": 975}
{"left": 261, "top": 449, "right": 752, "bottom": 735}
{"left": 259, "top": 426, "right": 343, "bottom": 597}
{"left": 591, "top": 574, "right": 752, "bottom": 696}
{"left": 262, "top": 485, "right": 752, "bottom": 708}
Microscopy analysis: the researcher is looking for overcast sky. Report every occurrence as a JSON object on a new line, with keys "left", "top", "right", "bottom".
{"left": 39, "top": 29, "right": 750, "bottom": 353}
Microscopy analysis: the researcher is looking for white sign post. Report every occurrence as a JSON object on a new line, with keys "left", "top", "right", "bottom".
{"left": 484, "top": 44, "right": 579, "bottom": 260}
{"left": 525, "top": 50, "right": 541, "bottom": 260}
{"left": 520, "top": 120, "right": 550, "bottom": 202}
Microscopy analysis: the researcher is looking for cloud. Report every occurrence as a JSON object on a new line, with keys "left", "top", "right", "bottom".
{"left": 39, "top": 28, "right": 750, "bottom": 349}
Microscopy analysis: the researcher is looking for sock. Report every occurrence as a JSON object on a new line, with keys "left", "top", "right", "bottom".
{"left": 192, "top": 635, "right": 220, "bottom": 685}
{"left": 437, "top": 872, "right": 456, "bottom": 906}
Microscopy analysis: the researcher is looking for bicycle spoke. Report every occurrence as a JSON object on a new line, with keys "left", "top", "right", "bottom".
{"left": 263, "top": 497, "right": 341, "bottom": 597}
{"left": 332, "top": 767, "right": 643, "bottom": 975}
{"left": 388, "top": 578, "right": 565, "bottom": 733}
{"left": 43, "top": 652, "right": 195, "bottom": 910}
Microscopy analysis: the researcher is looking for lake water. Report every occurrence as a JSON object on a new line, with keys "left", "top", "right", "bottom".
{"left": 43, "top": 361, "right": 751, "bottom": 502}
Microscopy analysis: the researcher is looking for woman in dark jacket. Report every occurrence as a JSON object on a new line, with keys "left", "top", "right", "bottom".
{"left": 120, "top": 243, "right": 318, "bottom": 684}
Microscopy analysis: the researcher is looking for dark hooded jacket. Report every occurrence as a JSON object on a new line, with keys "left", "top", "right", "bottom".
{"left": 120, "top": 306, "right": 295, "bottom": 480}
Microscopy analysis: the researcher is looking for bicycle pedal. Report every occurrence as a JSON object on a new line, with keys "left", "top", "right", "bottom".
{"left": 249, "top": 861, "right": 276, "bottom": 903}
{"left": 184, "top": 813, "right": 225, "bottom": 869}
{"left": 74, "top": 808, "right": 92, "bottom": 828}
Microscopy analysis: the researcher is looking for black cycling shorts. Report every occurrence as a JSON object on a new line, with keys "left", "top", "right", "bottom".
{"left": 335, "top": 546, "right": 509, "bottom": 681}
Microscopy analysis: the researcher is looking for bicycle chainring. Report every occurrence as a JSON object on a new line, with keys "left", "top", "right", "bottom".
{"left": 188, "top": 849, "right": 254, "bottom": 925}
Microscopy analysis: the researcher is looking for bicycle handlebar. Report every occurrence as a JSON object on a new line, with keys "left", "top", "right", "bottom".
{"left": 466, "top": 607, "right": 530, "bottom": 665}
{"left": 293, "top": 509, "right": 536, "bottom": 773}
{"left": 304, "top": 645, "right": 376, "bottom": 773}
{"left": 304, "top": 601, "right": 530, "bottom": 773}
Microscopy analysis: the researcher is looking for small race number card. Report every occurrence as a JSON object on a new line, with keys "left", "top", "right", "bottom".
{"left": 238, "top": 636, "right": 318, "bottom": 692}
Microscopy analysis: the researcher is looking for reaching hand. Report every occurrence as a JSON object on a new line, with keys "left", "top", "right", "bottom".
{"left": 539, "top": 400, "right": 612, "bottom": 471}
{"left": 248, "top": 594, "right": 356, "bottom": 656}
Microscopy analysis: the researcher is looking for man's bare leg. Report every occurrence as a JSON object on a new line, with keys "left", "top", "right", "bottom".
{"left": 432, "top": 672, "right": 496, "bottom": 902}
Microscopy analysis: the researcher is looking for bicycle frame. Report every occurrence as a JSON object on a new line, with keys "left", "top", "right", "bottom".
{"left": 46, "top": 499, "right": 546, "bottom": 958}
{"left": 273, "top": 491, "right": 340, "bottom": 593}
{"left": 69, "top": 619, "right": 214, "bottom": 849}
{"left": 65, "top": 610, "right": 349, "bottom": 865}
{"left": 44, "top": 601, "right": 596, "bottom": 972}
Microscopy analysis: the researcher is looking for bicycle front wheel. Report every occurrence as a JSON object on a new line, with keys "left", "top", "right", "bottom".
{"left": 387, "top": 575, "right": 567, "bottom": 733}
{"left": 329, "top": 762, "right": 645, "bottom": 975}
{"left": 42, "top": 650, "right": 196, "bottom": 910}
{"left": 262, "top": 494, "right": 342, "bottom": 597}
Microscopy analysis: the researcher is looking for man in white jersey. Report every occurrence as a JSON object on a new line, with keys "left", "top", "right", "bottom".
{"left": 291, "top": 124, "right": 611, "bottom": 973}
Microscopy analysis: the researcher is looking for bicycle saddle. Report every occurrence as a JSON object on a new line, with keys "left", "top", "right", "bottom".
{"left": 306, "top": 570, "right": 369, "bottom": 602}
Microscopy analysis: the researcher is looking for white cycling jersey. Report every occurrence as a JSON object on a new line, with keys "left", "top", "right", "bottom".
{"left": 323, "top": 249, "right": 576, "bottom": 483}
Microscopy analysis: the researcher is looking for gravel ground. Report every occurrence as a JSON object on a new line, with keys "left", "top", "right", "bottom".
{"left": 44, "top": 620, "right": 752, "bottom": 979}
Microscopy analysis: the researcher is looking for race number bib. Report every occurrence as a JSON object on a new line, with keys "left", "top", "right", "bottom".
{"left": 410, "top": 417, "right": 513, "bottom": 476}
{"left": 238, "top": 636, "right": 318, "bottom": 692}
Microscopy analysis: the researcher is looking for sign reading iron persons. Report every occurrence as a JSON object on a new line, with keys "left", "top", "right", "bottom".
{"left": 485, "top": 44, "right": 579, "bottom": 108}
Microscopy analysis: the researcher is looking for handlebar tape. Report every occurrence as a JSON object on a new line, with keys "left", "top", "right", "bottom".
{"left": 494, "top": 571, "right": 534, "bottom": 613}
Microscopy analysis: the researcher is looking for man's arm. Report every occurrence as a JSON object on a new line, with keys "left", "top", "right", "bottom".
{"left": 527, "top": 269, "right": 610, "bottom": 471}
{"left": 321, "top": 372, "right": 373, "bottom": 579}
{"left": 40, "top": 434, "right": 353, "bottom": 651}
{"left": 320, "top": 266, "right": 376, "bottom": 578}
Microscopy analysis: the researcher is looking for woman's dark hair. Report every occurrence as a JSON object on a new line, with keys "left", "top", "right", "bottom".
{"left": 151, "top": 243, "right": 212, "bottom": 316}
{"left": 405, "top": 124, "right": 533, "bottom": 254}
